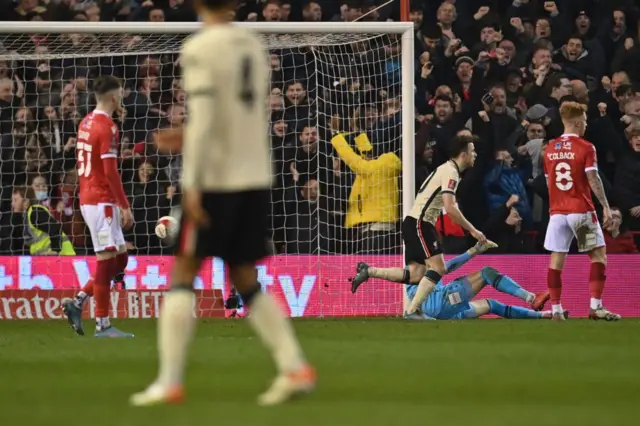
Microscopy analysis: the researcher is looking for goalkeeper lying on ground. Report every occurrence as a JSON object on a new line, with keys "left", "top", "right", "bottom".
{"left": 352, "top": 242, "right": 564, "bottom": 320}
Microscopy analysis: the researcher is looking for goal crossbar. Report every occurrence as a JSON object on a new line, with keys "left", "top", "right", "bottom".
{"left": 0, "top": 21, "right": 413, "bottom": 34}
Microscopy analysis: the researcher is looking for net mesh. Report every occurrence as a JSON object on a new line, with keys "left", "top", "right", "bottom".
{"left": 0, "top": 30, "right": 405, "bottom": 317}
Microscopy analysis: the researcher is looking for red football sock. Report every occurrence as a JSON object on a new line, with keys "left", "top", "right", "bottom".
{"left": 547, "top": 268, "right": 563, "bottom": 305}
{"left": 114, "top": 252, "right": 129, "bottom": 277}
{"left": 589, "top": 262, "right": 606, "bottom": 299}
{"left": 94, "top": 259, "right": 113, "bottom": 318}
{"left": 82, "top": 278, "right": 94, "bottom": 297}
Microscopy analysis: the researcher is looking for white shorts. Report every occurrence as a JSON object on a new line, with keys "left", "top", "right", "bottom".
{"left": 543, "top": 211, "right": 605, "bottom": 253}
{"left": 80, "top": 203, "right": 125, "bottom": 252}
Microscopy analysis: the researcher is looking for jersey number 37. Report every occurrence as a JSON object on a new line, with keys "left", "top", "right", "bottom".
{"left": 77, "top": 142, "right": 93, "bottom": 178}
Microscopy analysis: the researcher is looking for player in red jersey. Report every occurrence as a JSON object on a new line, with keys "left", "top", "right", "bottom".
{"left": 543, "top": 102, "right": 621, "bottom": 321}
{"left": 62, "top": 76, "right": 135, "bottom": 337}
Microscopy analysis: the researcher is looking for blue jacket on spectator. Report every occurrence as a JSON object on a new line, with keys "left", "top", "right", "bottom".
{"left": 484, "top": 161, "right": 532, "bottom": 227}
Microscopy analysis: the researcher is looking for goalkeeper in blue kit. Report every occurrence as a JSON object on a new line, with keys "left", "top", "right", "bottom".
{"left": 352, "top": 242, "right": 565, "bottom": 320}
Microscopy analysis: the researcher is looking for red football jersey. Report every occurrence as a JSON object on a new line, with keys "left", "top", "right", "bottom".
{"left": 77, "top": 110, "right": 123, "bottom": 206}
{"left": 543, "top": 133, "right": 597, "bottom": 215}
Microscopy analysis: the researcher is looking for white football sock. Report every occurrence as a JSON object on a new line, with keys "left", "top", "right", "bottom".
{"left": 524, "top": 292, "right": 535, "bottom": 304}
{"left": 406, "top": 276, "right": 437, "bottom": 314}
{"left": 551, "top": 304, "right": 564, "bottom": 315}
{"left": 157, "top": 291, "right": 196, "bottom": 387}
{"left": 96, "top": 317, "right": 110, "bottom": 330}
{"left": 74, "top": 291, "right": 89, "bottom": 309}
{"left": 590, "top": 298, "right": 603, "bottom": 310}
{"left": 248, "top": 292, "right": 305, "bottom": 374}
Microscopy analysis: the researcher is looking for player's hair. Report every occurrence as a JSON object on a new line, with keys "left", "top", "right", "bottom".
{"left": 93, "top": 75, "right": 122, "bottom": 95}
{"left": 449, "top": 134, "right": 474, "bottom": 158}
{"left": 559, "top": 102, "right": 587, "bottom": 120}
{"left": 199, "top": 0, "right": 239, "bottom": 11}
{"left": 547, "top": 73, "right": 568, "bottom": 92}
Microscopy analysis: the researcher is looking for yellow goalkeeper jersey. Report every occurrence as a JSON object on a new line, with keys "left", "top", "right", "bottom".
{"left": 331, "top": 133, "right": 402, "bottom": 228}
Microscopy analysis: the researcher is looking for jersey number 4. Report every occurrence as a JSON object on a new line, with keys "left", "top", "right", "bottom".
{"left": 554, "top": 162, "right": 573, "bottom": 191}
{"left": 76, "top": 142, "right": 92, "bottom": 178}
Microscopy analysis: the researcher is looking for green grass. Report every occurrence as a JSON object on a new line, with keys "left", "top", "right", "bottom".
{"left": 1, "top": 319, "right": 639, "bottom": 426}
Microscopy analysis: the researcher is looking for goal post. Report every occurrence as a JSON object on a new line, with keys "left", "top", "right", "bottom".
{"left": 0, "top": 21, "right": 414, "bottom": 318}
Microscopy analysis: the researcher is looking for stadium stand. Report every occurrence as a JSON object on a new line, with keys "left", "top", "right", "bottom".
{"left": 0, "top": 0, "right": 638, "bottom": 257}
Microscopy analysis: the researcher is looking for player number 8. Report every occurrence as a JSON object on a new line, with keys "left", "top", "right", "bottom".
{"left": 554, "top": 162, "right": 573, "bottom": 191}
{"left": 77, "top": 142, "right": 92, "bottom": 178}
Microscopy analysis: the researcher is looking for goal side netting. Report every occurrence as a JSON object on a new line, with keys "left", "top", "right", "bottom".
{"left": 0, "top": 22, "right": 415, "bottom": 319}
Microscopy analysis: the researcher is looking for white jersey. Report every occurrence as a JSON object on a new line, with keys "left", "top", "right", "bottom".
{"left": 180, "top": 25, "right": 272, "bottom": 192}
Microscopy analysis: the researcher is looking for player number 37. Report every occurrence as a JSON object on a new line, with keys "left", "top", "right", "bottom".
{"left": 554, "top": 162, "right": 573, "bottom": 191}
{"left": 76, "top": 142, "right": 92, "bottom": 178}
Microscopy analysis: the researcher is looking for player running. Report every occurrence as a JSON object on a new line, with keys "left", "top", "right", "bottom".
{"left": 130, "top": 0, "right": 314, "bottom": 407}
{"left": 353, "top": 242, "right": 556, "bottom": 320}
{"left": 543, "top": 102, "right": 621, "bottom": 321}
{"left": 350, "top": 134, "right": 487, "bottom": 320}
{"left": 62, "top": 76, "right": 134, "bottom": 338}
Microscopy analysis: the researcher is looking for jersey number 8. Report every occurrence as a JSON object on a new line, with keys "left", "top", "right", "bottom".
{"left": 554, "top": 162, "right": 573, "bottom": 191}
{"left": 76, "top": 142, "right": 93, "bottom": 178}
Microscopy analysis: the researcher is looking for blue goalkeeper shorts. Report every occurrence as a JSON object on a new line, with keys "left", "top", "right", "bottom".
{"left": 421, "top": 277, "right": 475, "bottom": 320}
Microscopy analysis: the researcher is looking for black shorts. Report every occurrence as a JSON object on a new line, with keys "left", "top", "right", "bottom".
{"left": 401, "top": 216, "right": 443, "bottom": 264}
{"left": 176, "top": 189, "right": 270, "bottom": 266}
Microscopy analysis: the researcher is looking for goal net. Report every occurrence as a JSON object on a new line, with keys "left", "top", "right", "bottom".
{"left": 0, "top": 22, "right": 415, "bottom": 320}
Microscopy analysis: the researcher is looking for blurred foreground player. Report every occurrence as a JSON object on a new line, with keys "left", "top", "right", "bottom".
{"left": 130, "top": 0, "right": 315, "bottom": 407}
{"left": 543, "top": 102, "right": 621, "bottom": 321}
{"left": 62, "top": 76, "right": 134, "bottom": 338}
{"left": 354, "top": 242, "right": 556, "bottom": 320}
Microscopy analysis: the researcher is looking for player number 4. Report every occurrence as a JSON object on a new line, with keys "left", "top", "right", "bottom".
{"left": 554, "top": 161, "right": 573, "bottom": 191}
{"left": 76, "top": 142, "right": 93, "bottom": 178}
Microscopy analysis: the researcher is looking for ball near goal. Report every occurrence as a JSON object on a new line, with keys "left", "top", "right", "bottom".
{"left": 0, "top": 21, "right": 415, "bottom": 317}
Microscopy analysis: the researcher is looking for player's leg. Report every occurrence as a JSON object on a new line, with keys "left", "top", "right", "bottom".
{"left": 465, "top": 299, "right": 555, "bottom": 319}
{"left": 573, "top": 215, "right": 622, "bottom": 321}
{"left": 230, "top": 262, "right": 315, "bottom": 405}
{"left": 544, "top": 214, "right": 573, "bottom": 321}
{"left": 232, "top": 190, "right": 314, "bottom": 405}
{"left": 129, "top": 254, "right": 202, "bottom": 406}
{"left": 475, "top": 267, "right": 549, "bottom": 309}
{"left": 351, "top": 217, "right": 426, "bottom": 292}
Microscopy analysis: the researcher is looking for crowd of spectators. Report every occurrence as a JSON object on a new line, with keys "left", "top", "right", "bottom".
{"left": 0, "top": 0, "right": 638, "bottom": 256}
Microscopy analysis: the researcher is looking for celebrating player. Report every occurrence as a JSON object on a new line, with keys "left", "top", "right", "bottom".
{"left": 350, "top": 134, "right": 487, "bottom": 319}
{"left": 130, "top": 0, "right": 314, "bottom": 407}
{"left": 543, "top": 102, "right": 621, "bottom": 321}
{"left": 62, "top": 76, "right": 134, "bottom": 337}
{"left": 353, "top": 243, "right": 555, "bottom": 320}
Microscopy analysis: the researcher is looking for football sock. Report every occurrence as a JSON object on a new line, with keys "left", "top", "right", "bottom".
{"left": 406, "top": 275, "right": 438, "bottom": 314}
{"left": 445, "top": 252, "right": 471, "bottom": 273}
{"left": 483, "top": 268, "right": 534, "bottom": 303}
{"left": 73, "top": 278, "right": 94, "bottom": 308}
{"left": 487, "top": 300, "right": 542, "bottom": 319}
{"left": 157, "top": 286, "right": 195, "bottom": 387}
{"left": 243, "top": 286, "right": 305, "bottom": 374}
{"left": 589, "top": 262, "right": 605, "bottom": 309}
{"left": 547, "top": 268, "right": 562, "bottom": 305}
{"left": 94, "top": 259, "right": 112, "bottom": 329}
{"left": 367, "top": 267, "right": 410, "bottom": 283}
{"left": 113, "top": 252, "right": 129, "bottom": 286}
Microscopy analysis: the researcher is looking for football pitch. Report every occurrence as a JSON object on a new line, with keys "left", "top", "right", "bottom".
{"left": 2, "top": 319, "right": 639, "bottom": 426}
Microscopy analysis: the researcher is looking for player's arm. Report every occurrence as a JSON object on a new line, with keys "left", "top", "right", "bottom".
{"left": 584, "top": 145, "right": 609, "bottom": 210}
{"left": 100, "top": 127, "right": 130, "bottom": 211}
{"left": 180, "top": 48, "right": 213, "bottom": 192}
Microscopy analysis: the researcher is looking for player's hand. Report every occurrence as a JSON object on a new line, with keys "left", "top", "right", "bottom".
{"left": 121, "top": 208, "right": 134, "bottom": 230}
{"left": 601, "top": 207, "right": 613, "bottom": 231}
{"left": 183, "top": 189, "right": 210, "bottom": 228}
{"left": 470, "top": 229, "right": 487, "bottom": 244}
{"left": 601, "top": 76, "right": 612, "bottom": 92}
